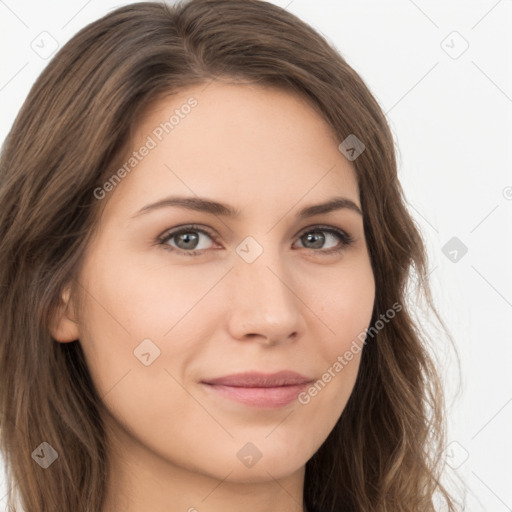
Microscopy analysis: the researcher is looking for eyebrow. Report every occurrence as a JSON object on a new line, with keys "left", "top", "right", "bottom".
{"left": 131, "top": 195, "right": 362, "bottom": 219}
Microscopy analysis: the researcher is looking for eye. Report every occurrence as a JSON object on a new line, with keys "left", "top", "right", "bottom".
{"left": 157, "top": 224, "right": 354, "bottom": 257}
{"left": 157, "top": 224, "right": 218, "bottom": 256}
{"left": 293, "top": 225, "right": 354, "bottom": 255}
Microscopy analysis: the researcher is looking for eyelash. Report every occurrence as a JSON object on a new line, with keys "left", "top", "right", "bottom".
{"left": 156, "top": 223, "right": 354, "bottom": 257}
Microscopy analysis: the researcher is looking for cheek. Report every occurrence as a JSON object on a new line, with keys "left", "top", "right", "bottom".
{"left": 298, "top": 258, "right": 374, "bottom": 405}
{"left": 75, "top": 263, "right": 201, "bottom": 441}
{"left": 81, "top": 246, "right": 209, "bottom": 336}
{"left": 75, "top": 249, "right": 222, "bottom": 392}
{"left": 307, "top": 258, "right": 375, "bottom": 352}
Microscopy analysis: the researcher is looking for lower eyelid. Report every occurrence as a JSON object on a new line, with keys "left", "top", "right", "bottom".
{"left": 295, "top": 230, "right": 353, "bottom": 253}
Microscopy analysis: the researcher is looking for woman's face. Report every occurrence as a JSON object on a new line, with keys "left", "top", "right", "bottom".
{"left": 52, "top": 82, "right": 375, "bottom": 495}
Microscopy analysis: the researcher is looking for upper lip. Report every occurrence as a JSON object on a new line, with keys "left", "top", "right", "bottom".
{"left": 201, "top": 370, "right": 312, "bottom": 388}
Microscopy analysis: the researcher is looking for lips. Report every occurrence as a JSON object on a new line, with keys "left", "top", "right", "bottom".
{"left": 201, "top": 370, "right": 311, "bottom": 387}
{"left": 200, "top": 371, "right": 313, "bottom": 408}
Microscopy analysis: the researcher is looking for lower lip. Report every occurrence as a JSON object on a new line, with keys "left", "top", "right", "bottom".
{"left": 201, "top": 383, "right": 309, "bottom": 408}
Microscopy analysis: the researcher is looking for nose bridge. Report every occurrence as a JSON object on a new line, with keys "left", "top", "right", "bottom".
{"left": 226, "top": 239, "right": 302, "bottom": 342}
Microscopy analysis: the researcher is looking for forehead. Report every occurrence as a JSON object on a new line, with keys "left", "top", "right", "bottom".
{"left": 103, "top": 82, "right": 360, "bottom": 220}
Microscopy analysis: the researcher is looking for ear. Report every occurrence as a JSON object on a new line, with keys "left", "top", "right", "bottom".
{"left": 49, "top": 284, "right": 80, "bottom": 343}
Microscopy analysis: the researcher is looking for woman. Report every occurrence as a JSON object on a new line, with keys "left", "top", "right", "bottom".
{"left": 0, "top": 1, "right": 461, "bottom": 510}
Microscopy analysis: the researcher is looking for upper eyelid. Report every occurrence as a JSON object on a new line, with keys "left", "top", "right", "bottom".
{"left": 158, "top": 224, "right": 218, "bottom": 242}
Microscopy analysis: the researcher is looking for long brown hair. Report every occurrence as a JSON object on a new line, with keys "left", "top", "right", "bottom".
{"left": 0, "top": 1, "right": 462, "bottom": 510}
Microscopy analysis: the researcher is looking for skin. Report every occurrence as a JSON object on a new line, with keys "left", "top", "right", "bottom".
{"left": 50, "top": 81, "right": 375, "bottom": 512}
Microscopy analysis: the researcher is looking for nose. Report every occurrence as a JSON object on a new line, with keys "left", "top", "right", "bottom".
{"left": 225, "top": 251, "right": 305, "bottom": 346}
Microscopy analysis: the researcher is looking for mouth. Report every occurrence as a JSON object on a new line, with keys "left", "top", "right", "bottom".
{"left": 200, "top": 370, "right": 313, "bottom": 409}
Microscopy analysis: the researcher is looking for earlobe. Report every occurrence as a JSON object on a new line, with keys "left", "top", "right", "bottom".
{"left": 49, "top": 285, "right": 80, "bottom": 343}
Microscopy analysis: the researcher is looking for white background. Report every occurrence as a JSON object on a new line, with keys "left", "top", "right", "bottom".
{"left": 1, "top": 0, "right": 511, "bottom": 510}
